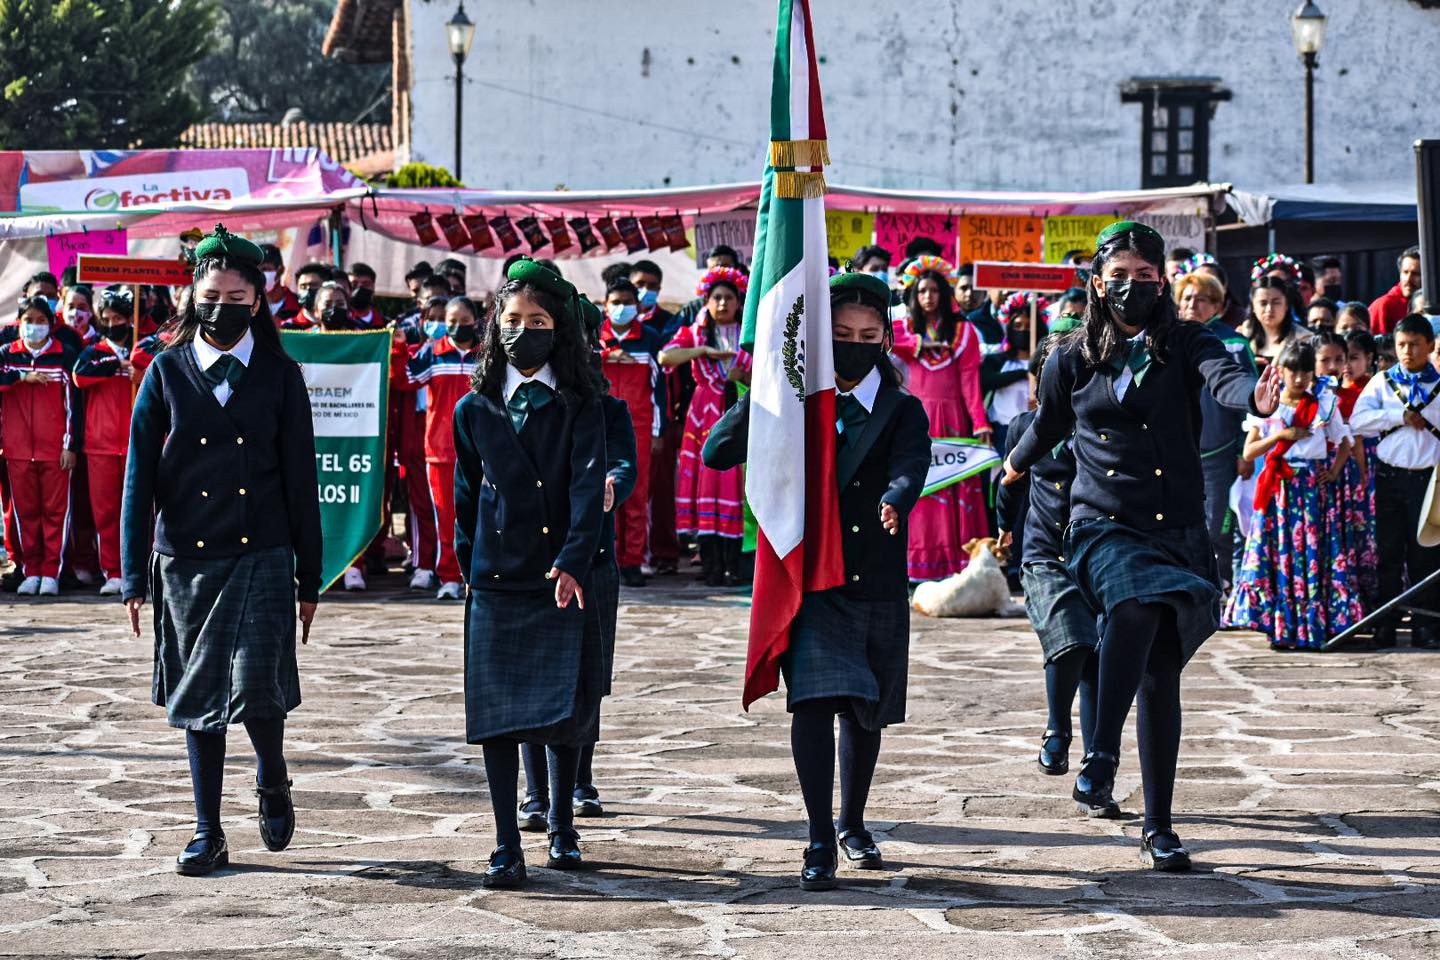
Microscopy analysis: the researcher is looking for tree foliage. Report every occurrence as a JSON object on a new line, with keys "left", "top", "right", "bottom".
{"left": 386, "top": 163, "right": 463, "bottom": 189}
{"left": 0, "top": 0, "right": 216, "bottom": 148}
{"left": 189, "top": 0, "right": 392, "bottom": 123}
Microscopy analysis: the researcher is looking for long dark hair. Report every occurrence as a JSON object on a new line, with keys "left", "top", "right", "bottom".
{"left": 903, "top": 270, "right": 962, "bottom": 345}
{"left": 1078, "top": 227, "right": 1176, "bottom": 368}
{"left": 472, "top": 280, "right": 599, "bottom": 404}
{"left": 831, "top": 286, "right": 902, "bottom": 389}
{"left": 1245, "top": 275, "right": 1295, "bottom": 353}
{"left": 165, "top": 254, "right": 283, "bottom": 357}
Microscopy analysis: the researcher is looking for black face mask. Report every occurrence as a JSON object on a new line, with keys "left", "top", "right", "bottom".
{"left": 1104, "top": 280, "right": 1163, "bottom": 327}
{"left": 1323, "top": 283, "right": 1343, "bottom": 301}
{"left": 833, "top": 340, "right": 885, "bottom": 382}
{"left": 196, "top": 302, "right": 252, "bottom": 346}
{"left": 351, "top": 286, "right": 374, "bottom": 310}
{"left": 322, "top": 306, "right": 350, "bottom": 328}
{"left": 500, "top": 326, "right": 555, "bottom": 370}
{"left": 299, "top": 288, "right": 318, "bottom": 311}
{"left": 97, "top": 323, "right": 132, "bottom": 344}
{"left": 450, "top": 324, "right": 477, "bottom": 346}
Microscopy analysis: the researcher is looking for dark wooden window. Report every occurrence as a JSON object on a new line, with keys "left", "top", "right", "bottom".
{"left": 1122, "top": 84, "right": 1230, "bottom": 189}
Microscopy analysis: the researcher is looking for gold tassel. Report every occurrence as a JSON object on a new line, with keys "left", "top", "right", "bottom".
{"left": 769, "top": 139, "right": 831, "bottom": 168}
{"left": 772, "top": 171, "right": 828, "bottom": 199}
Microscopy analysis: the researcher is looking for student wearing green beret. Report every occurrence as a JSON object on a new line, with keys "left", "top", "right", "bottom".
{"left": 122, "top": 224, "right": 323, "bottom": 876}
{"left": 703, "top": 271, "right": 931, "bottom": 891}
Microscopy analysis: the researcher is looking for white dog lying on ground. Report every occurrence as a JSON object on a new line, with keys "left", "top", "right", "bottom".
{"left": 912, "top": 537, "right": 1023, "bottom": 618}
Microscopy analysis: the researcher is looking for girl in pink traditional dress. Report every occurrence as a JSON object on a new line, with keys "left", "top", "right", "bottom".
{"left": 659, "top": 267, "right": 752, "bottom": 586}
{"left": 891, "top": 256, "right": 992, "bottom": 581}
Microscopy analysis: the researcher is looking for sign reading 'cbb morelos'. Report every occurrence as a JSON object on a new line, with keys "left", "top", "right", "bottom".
{"left": 923, "top": 438, "right": 1002, "bottom": 498}
{"left": 971, "top": 261, "right": 1080, "bottom": 293}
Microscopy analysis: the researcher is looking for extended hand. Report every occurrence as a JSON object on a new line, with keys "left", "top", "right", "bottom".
{"left": 59, "top": 450, "right": 77, "bottom": 471}
{"left": 604, "top": 476, "right": 616, "bottom": 512}
{"left": 879, "top": 502, "right": 900, "bottom": 536}
{"left": 548, "top": 567, "right": 585, "bottom": 609}
{"left": 1254, "top": 364, "right": 1282, "bottom": 416}
{"left": 1000, "top": 455, "right": 1025, "bottom": 487}
{"left": 1405, "top": 409, "right": 1428, "bottom": 430}
{"left": 126, "top": 597, "right": 144, "bottom": 637}
{"left": 299, "top": 601, "right": 317, "bottom": 644}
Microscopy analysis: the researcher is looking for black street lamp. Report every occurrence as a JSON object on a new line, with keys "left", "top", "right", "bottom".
{"left": 446, "top": 3, "right": 477, "bottom": 182}
{"left": 1290, "top": 1, "right": 1327, "bottom": 184}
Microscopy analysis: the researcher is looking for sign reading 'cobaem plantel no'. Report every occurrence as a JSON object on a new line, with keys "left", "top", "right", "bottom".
{"left": 76, "top": 255, "right": 193, "bottom": 286}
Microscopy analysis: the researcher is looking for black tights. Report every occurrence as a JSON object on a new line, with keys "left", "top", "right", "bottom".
{"left": 1092, "top": 599, "right": 1184, "bottom": 835}
{"left": 1044, "top": 647, "right": 1099, "bottom": 752}
{"left": 491, "top": 741, "right": 579, "bottom": 847}
{"left": 185, "top": 717, "right": 288, "bottom": 838}
{"left": 790, "top": 699, "right": 883, "bottom": 846}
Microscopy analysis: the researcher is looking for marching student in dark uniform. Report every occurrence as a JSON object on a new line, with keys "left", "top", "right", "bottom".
{"left": 453, "top": 257, "right": 607, "bottom": 889}
{"left": 995, "top": 336, "right": 1100, "bottom": 790}
{"left": 518, "top": 298, "right": 638, "bottom": 825}
{"left": 121, "top": 224, "right": 322, "bottom": 876}
{"left": 703, "top": 271, "right": 931, "bottom": 891}
{"left": 1003, "top": 221, "right": 1279, "bottom": 872}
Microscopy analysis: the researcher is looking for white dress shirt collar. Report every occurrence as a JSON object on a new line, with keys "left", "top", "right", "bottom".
{"left": 503, "top": 362, "right": 557, "bottom": 403}
{"left": 839, "top": 366, "right": 882, "bottom": 413}
{"left": 192, "top": 328, "right": 255, "bottom": 370}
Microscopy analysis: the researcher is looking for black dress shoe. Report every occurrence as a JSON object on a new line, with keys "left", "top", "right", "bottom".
{"left": 800, "top": 842, "right": 838, "bottom": 890}
{"left": 547, "top": 829, "right": 583, "bottom": 870}
{"left": 518, "top": 797, "right": 549, "bottom": 832}
{"left": 0, "top": 570, "right": 23, "bottom": 592}
{"left": 619, "top": 566, "right": 648, "bottom": 587}
{"left": 836, "top": 828, "right": 882, "bottom": 869}
{"left": 1073, "top": 751, "right": 1122, "bottom": 818}
{"left": 481, "top": 845, "right": 526, "bottom": 888}
{"left": 1038, "top": 729, "right": 1072, "bottom": 776}
{"left": 572, "top": 786, "right": 604, "bottom": 818}
{"left": 175, "top": 833, "right": 229, "bottom": 876}
{"left": 1140, "top": 829, "right": 1192, "bottom": 872}
{"left": 255, "top": 778, "right": 295, "bottom": 852}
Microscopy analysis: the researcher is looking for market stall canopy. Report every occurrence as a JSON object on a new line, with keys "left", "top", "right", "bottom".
{"left": 0, "top": 148, "right": 369, "bottom": 240}
{"left": 1227, "top": 180, "right": 1418, "bottom": 224}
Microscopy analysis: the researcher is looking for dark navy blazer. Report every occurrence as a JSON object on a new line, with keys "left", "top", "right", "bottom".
{"left": 453, "top": 387, "right": 606, "bottom": 589}
{"left": 702, "top": 381, "right": 931, "bottom": 601}
{"left": 120, "top": 339, "right": 322, "bottom": 602}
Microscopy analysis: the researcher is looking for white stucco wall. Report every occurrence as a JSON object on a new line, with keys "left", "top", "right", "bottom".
{"left": 407, "top": 0, "right": 1439, "bottom": 193}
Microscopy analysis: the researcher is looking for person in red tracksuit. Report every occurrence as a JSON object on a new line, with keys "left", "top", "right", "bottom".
{"left": 600, "top": 278, "right": 667, "bottom": 586}
{"left": 0, "top": 298, "right": 84, "bottom": 596}
{"left": 407, "top": 296, "right": 482, "bottom": 599}
{"left": 72, "top": 306, "right": 142, "bottom": 596}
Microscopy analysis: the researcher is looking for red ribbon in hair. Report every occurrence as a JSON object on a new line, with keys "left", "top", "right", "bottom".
{"left": 1253, "top": 395, "right": 1319, "bottom": 511}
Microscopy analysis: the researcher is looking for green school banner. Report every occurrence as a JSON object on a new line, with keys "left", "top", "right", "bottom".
{"left": 923, "top": 438, "right": 1002, "bottom": 497}
{"left": 280, "top": 330, "right": 392, "bottom": 593}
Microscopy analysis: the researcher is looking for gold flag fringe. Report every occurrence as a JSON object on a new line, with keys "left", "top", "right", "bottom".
{"left": 768, "top": 138, "right": 831, "bottom": 168}
{"left": 772, "top": 171, "right": 828, "bottom": 199}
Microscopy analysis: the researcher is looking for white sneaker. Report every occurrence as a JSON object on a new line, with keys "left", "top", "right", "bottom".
{"left": 343, "top": 566, "right": 367, "bottom": 591}
{"left": 39, "top": 577, "right": 60, "bottom": 596}
{"left": 73, "top": 569, "right": 98, "bottom": 586}
{"left": 409, "top": 568, "right": 437, "bottom": 591}
{"left": 99, "top": 578, "right": 123, "bottom": 596}
{"left": 436, "top": 581, "right": 463, "bottom": 600}
{"left": 16, "top": 576, "right": 40, "bottom": 595}
{"left": 639, "top": 563, "right": 656, "bottom": 576}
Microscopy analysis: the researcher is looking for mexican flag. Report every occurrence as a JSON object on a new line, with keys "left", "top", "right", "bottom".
{"left": 739, "top": 0, "right": 844, "bottom": 709}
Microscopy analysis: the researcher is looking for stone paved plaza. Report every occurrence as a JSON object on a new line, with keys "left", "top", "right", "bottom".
{"left": 2, "top": 579, "right": 1439, "bottom": 959}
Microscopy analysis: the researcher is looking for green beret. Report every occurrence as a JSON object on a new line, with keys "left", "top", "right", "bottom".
{"left": 830, "top": 270, "right": 892, "bottom": 310}
{"left": 193, "top": 223, "right": 264, "bottom": 267}
{"left": 1096, "top": 220, "right": 1164, "bottom": 248}
{"left": 506, "top": 256, "right": 575, "bottom": 301}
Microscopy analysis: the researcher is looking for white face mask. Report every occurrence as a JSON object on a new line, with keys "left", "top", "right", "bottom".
{"left": 21, "top": 322, "right": 50, "bottom": 345}
{"left": 263, "top": 270, "right": 278, "bottom": 291}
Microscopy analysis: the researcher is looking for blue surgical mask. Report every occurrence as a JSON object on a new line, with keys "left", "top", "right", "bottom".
{"left": 637, "top": 287, "right": 659, "bottom": 309}
{"left": 868, "top": 270, "right": 891, "bottom": 288}
{"left": 608, "top": 303, "right": 638, "bottom": 326}
{"left": 45, "top": 297, "right": 59, "bottom": 313}
{"left": 423, "top": 319, "right": 446, "bottom": 340}
{"left": 21, "top": 322, "right": 50, "bottom": 344}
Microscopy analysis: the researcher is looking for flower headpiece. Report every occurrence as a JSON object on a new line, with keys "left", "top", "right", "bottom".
{"left": 1175, "top": 252, "right": 1218, "bottom": 279}
{"left": 998, "top": 291, "right": 1050, "bottom": 324}
{"left": 696, "top": 266, "right": 749, "bottom": 300}
{"left": 1251, "top": 252, "right": 1298, "bottom": 285}
{"left": 900, "top": 255, "right": 959, "bottom": 288}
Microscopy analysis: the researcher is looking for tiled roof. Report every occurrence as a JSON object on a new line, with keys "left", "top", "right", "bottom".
{"left": 322, "top": 0, "right": 398, "bottom": 64}
{"left": 179, "top": 122, "right": 395, "bottom": 176}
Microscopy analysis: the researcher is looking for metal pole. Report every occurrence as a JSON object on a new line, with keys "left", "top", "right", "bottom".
{"left": 454, "top": 56, "right": 464, "bottom": 181}
{"left": 1303, "top": 51, "right": 1316, "bottom": 184}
